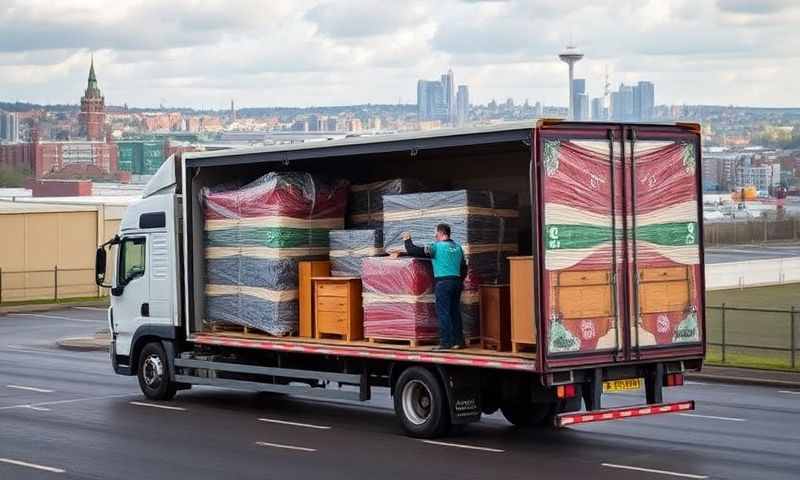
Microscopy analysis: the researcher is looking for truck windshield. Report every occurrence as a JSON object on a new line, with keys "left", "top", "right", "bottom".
{"left": 119, "top": 237, "right": 146, "bottom": 285}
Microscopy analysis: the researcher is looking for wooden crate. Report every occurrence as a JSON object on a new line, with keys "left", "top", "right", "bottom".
{"left": 479, "top": 284, "right": 511, "bottom": 351}
{"left": 509, "top": 256, "right": 536, "bottom": 353}
{"left": 298, "top": 260, "right": 331, "bottom": 338}
{"left": 314, "top": 277, "right": 363, "bottom": 341}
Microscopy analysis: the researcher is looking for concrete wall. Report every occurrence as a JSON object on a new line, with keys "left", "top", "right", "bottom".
{"left": 705, "top": 257, "right": 800, "bottom": 291}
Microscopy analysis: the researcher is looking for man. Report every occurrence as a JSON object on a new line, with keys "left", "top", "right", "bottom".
{"left": 402, "top": 224, "right": 467, "bottom": 350}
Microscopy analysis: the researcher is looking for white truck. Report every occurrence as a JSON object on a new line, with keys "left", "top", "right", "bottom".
{"left": 97, "top": 121, "right": 704, "bottom": 438}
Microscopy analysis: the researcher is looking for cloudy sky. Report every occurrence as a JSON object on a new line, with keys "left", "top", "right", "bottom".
{"left": 1, "top": 0, "right": 799, "bottom": 109}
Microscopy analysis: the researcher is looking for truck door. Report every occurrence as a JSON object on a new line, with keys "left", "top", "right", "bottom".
{"left": 538, "top": 126, "right": 626, "bottom": 368}
{"left": 625, "top": 127, "right": 704, "bottom": 359}
{"left": 112, "top": 235, "right": 149, "bottom": 357}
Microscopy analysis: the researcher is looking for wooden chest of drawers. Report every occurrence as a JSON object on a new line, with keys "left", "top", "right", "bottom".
{"left": 509, "top": 256, "right": 536, "bottom": 353}
{"left": 298, "top": 260, "right": 331, "bottom": 338}
{"left": 480, "top": 284, "right": 511, "bottom": 351}
{"left": 313, "top": 277, "right": 363, "bottom": 341}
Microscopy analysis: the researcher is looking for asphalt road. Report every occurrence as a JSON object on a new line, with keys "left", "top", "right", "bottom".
{"left": 1, "top": 308, "right": 800, "bottom": 480}
{"left": 704, "top": 244, "right": 800, "bottom": 264}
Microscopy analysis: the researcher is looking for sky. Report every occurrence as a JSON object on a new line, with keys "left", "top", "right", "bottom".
{"left": 1, "top": 0, "right": 799, "bottom": 109}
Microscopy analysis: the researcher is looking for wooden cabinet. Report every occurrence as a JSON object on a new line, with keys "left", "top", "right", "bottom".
{"left": 480, "top": 285, "right": 510, "bottom": 351}
{"left": 313, "top": 277, "right": 363, "bottom": 341}
{"left": 298, "top": 260, "right": 331, "bottom": 338}
{"left": 509, "top": 256, "right": 536, "bottom": 353}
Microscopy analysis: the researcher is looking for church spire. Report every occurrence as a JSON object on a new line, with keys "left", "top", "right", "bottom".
{"left": 87, "top": 54, "right": 98, "bottom": 91}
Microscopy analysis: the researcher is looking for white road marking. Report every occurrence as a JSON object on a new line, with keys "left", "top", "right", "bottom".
{"left": 602, "top": 463, "right": 708, "bottom": 479}
{"left": 24, "top": 405, "right": 51, "bottom": 412}
{"left": 71, "top": 307, "right": 108, "bottom": 312}
{"left": 0, "top": 457, "right": 65, "bottom": 473}
{"left": 684, "top": 381, "right": 708, "bottom": 385}
{"left": 7, "top": 385, "right": 54, "bottom": 393}
{"left": 778, "top": 390, "right": 800, "bottom": 395}
{"left": 0, "top": 393, "right": 137, "bottom": 411}
{"left": 421, "top": 440, "right": 505, "bottom": 453}
{"left": 258, "top": 418, "right": 331, "bottom": 430}
{"left": 678, "top": 413, "right": 746, "bottom": 422}
{"left": 255, "top": 441, "right": 316, "bottom": 452}
{"left": 129, "top": 401, "right": 186, "bottom": 411}
{"left": 8, "top": 313, "right": 104, "bottom": 324}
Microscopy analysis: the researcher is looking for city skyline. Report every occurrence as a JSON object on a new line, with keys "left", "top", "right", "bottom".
{"left": 1, "top": 1, "right": 800, "bottom": 109}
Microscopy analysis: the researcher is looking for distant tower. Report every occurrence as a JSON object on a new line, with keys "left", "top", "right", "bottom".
{"left": 558, "top": 45, "right": 584, "bottom": 120}
{"left": 230, "top": 99, "right": 236, "bottom": 122}
{"left": 79, "top": 54, "right": 106, "bottom": 141}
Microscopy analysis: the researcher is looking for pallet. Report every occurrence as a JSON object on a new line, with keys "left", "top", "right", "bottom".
{"left": 367, "top": 337, "right": 438, "bottom": 348}
{"left": 511, "top": 341, "right": 536, "bottom": 353}
{"left": 208, "top": 322, "right": 274, "bottom": 337}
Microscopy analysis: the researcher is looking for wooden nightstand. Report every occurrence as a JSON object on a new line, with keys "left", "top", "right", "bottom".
{"left": 313, "top": 277, "right": 363, "bottom": 341}
{"left": 509, "top": 256, "right": 536, "bottom": 353}
{"left": 480, "top": 284, "right": 511, "bottom": 351}
{"left": 298, "top": 260, "right": 331, "bottom": 338}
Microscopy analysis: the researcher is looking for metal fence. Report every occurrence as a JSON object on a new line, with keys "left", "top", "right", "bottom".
{"left": 706, "top": 304, "right": 798, "bottom": 370}
{"left": 0, "top": 267, "right": 101, "bottom": 304}
{"left": 704, "top": 217, "right": 800, "bottom": 246}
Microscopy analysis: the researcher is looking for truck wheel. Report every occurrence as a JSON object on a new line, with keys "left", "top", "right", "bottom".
{"left": 394, "top": 367, "right": 450, "bottom": 438}
{"left": 137, "top": 342, "right": 177, "bottom": 401}
{"left": 501, "top": 402, "right": 555, "bottom": 427}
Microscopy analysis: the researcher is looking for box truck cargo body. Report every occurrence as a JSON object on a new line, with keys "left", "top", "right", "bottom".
{"left": 97, "top": 121, "right": 703, "bottom": 437}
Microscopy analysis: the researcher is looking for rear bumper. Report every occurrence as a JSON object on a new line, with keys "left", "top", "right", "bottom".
{"left": 555, "top": 400, "right": 695, "bottom": 428}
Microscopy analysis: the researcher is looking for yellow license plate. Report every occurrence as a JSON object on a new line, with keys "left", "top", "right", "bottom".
{"left": 603, "top": 378, "right": 643, "bottom": 393}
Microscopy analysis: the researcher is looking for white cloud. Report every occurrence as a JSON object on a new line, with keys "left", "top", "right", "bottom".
{"left": 0, "top": 0, "right": 797, "bottom": 107}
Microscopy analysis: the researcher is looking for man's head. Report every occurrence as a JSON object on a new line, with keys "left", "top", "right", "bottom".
{"left": 435, "top": 223, "right": 451, "bottom": 241}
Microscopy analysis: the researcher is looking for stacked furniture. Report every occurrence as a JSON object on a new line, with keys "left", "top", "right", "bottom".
{"left": 347, "top": 179, "right": 427, "bottom": 228}
{"left": 328, "top": 229, "right": 384, "bottom": 277}
{"left": 313, "top": 277, "right": 363, "bottom": 341}
{"left": 361, "top": 257, "right": 438, "bottom": 345}
{"left": 203, "top": 172, "right": 348, "bottom": 336}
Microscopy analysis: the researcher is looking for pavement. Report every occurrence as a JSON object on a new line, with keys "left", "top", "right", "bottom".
{"left": 1, "top": 308, "right": 800, "bottom": 480}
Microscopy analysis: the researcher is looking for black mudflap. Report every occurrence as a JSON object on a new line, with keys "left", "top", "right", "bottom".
{"left": 436, "top": 366, "right": 482, "bottom": 424}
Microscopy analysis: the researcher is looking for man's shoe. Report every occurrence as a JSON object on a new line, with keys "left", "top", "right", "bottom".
{"left": 432, "top": 344, "right": 451, "bottom": 351}
{"left": 450, "top": 344, "right": 465, "bottom": 350}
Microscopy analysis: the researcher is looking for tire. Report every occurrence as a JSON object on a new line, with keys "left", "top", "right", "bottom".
{"left": 137, "top": 342, "right": 177, "bottom": 401}
{"left": 501, "top": 402, "right": 555, "bottom": 427}
{"left": 394, "top": 367, "right": 450, "bottom": 438}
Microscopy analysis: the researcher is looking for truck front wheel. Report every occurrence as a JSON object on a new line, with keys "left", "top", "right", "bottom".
{"left": 394, "top": 367, "right": 450, "bottom": 438}
{"left": 137, "top": 342, "right": 177, "bottom": 401}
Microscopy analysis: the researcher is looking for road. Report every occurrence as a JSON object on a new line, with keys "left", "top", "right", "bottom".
{"left": 1, "top": 308, "right": 799, "bottom": 480}
{"left": 704, "top": 244, "right": 800, "bottom": 264}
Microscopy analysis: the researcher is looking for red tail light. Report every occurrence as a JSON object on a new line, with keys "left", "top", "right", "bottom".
{"left": 665, "top": 373, "right": 684, "bottom": 387}
{"left": 557, "top": 384, "right": 577, "bottom": 399}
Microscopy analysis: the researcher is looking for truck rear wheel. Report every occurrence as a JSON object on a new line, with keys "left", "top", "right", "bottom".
{"left": 137, "top": 342, "right": 177, "bottom": 401}
{"left": 394, "top": 367, "right": 450, "bottom": 438}
{"left": 501, "top": 402, "right": 555, "bottom": 427}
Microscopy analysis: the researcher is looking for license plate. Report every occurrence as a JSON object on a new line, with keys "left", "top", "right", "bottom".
{"left": 603, "top": 378, "right": 643, "bottom": 393}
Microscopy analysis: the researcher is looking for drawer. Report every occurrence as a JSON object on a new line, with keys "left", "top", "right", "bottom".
{"left": 639, "top": 267, "right": 688, "bottom": 282}
{"left": 557, "top": 285, "right": 613, "bottom": 319}
{"left": 317, "top": 311, "right": 348, "bottom": 333}
{"left": 557, "top": 270, "right": 610, "bottom": 286}
{"left": 316, "top": 282, "right": 348, "bottom": 297}
{"left": 317, "top": 295, "right": 348, "bottom": 312}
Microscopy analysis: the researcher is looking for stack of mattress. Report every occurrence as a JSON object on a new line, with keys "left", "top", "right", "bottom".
{"left": 382, "top": 190, "right": 519, "bottom": 284}
{"left": 328, "top": 229, "right": 384, "bottom": 277}
{"left": 361, "top": 257, "right": 438, "bottom": 341}
{"left": 348, "top": 178, "right": 427, "bottom": 228}
{"left": 203, "top": 172, "right": 348, "bottom": 336}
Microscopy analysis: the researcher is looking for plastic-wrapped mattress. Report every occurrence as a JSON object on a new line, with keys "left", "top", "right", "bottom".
{"left": 348, "top": 178, "right": 427, "bottom": 228}
{"left": 328, "top": 229, "right": 384, "bottom": 277}
{"left": 203, "top": 172, "right": 348, "bottom": 336}
{"left": 361, "top": 257, "right": 480, "bottom": 341}
{"left": 382, "top": 190, "right": 519, "bottom": 284}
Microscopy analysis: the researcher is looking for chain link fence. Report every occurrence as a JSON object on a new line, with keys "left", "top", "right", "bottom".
{"left": 0, "top": 267, "right": 101, "bottom": 304}
{"left": 706, "top": 304, "right": 799, "bottom": 370}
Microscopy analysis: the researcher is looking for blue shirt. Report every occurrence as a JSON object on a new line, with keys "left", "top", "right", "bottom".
{"left": 426, "top": 240, "right": 464, "bottom": 278}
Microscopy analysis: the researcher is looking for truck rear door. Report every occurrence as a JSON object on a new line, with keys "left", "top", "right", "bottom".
{"left": 534, "top": 123, "right": 704, "bottom": 370}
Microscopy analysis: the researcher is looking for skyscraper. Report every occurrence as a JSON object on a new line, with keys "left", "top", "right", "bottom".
{"left": 572, "top": 79, "right": 587, "bottom": 121}
{"left": 637, "top": 81, "right": 655, "bottom": 120}
{"left": 456, "top": 85, "right": 469, "bottom": 126}
{"left": 417, "top": 72, "right": 456, "bottom": 124}
{"left": 442, "top": 69, "right": 455, "bottom": 124}
{"left": 79, "top": 55, "right": 106, "bottom": 141}
{"left": 558, "top": 45, "right": 584, "bottom": 120}
{"left": 0, "top": 111, "right": 19, "bottom": 143}
{"left": 591, "top": 97, "right": 605, "bottom": 121}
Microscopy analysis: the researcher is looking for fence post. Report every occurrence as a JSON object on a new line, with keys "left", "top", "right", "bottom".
{"left": 791, "top": 306, "right": 797, "bottom": 370}
{"left": 721, "top": 303, "right": 727, "bottom": 364}
{"left": 54, "top": 265, "right": 58, "bottom": 302}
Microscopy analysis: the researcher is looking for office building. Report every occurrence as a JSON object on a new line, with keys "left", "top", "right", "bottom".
{"left": 572, "top": 79, "right": 587, "bottom": 121}
{"left": 456, "top": 85, "right": 469, "bottom": 126}
{"left": 576, "top": 93, "right": 589, "bottom": 121}
{"left": 0, "top": 111, "right": 19, "bottom": 143}
{"left": 591, "top": 98, "right": 606, "bottom": 121}
{"left": 637, "top": 81, "right": 655, "bottom": 120}
{"left": 416, "top": 73, "right": 452, "bottom": 123}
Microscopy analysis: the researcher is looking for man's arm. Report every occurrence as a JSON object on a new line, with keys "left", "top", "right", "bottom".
{"left": 402, "top": 232, "right": 429, "bottom": 257}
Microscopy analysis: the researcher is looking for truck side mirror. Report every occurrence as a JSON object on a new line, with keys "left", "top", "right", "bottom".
{"left": 95, "top": 248, "right": 107, "bottom": 286}
{"left": 111, "top": 285, "right": 125, "bottom": 296}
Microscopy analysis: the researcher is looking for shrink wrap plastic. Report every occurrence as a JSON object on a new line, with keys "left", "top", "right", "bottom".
{"left": 348, "top": 178, "right": 427, "bottom": 228}
{"left": 328, "top": 229, "right": 384, "bottom": 277}
{"left": 203, "top": 172, "right": 348, "bottom": 335}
